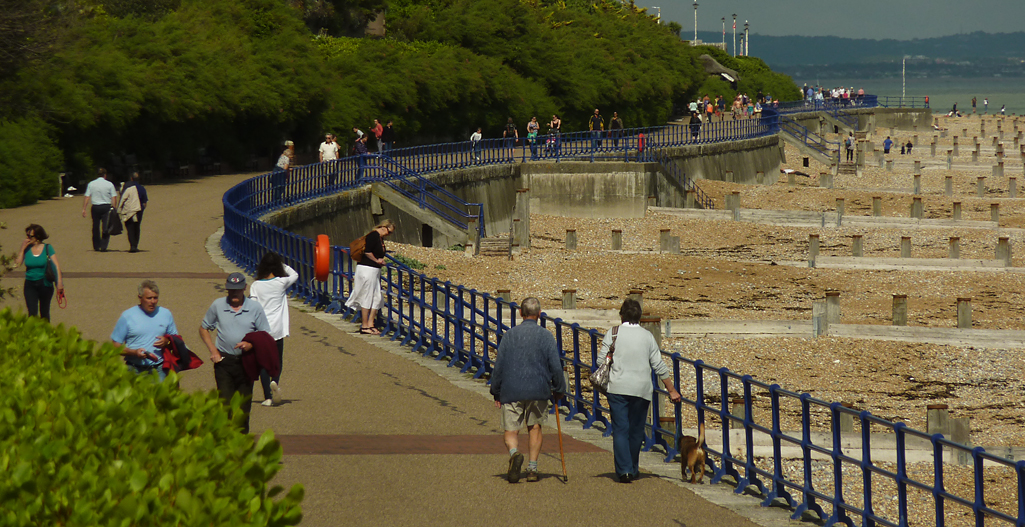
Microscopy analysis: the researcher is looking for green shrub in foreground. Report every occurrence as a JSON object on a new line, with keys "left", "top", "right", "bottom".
{"left": 0, "top": 309, "right": 303, "bottom": 526}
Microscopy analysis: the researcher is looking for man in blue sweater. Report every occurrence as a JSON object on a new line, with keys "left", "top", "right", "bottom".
{"left": 490, "top": 297, "right": 568, "bottom": 483}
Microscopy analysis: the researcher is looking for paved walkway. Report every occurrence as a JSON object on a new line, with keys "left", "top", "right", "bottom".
{"left": 0, "top": 173, "right": 792, "bottom": 527}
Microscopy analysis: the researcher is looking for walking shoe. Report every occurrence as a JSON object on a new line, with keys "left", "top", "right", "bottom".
{"left": 507, "top": 452, "right": 524, "bottom": 483}
{"left": 261, "top": 399, "right": 273, "bottom": 407}
{"left": 618, "top": 474, "right": 632, "bottom": 484}
{"left": 270, "top": 381, "right": 282, "bottom": 405}
{"left": 525, "top": 469, "right": 539, "bottom": 482}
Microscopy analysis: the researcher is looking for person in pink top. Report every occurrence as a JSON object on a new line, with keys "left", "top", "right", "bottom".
{"left": 371, "top": 119, "right": 384, "bottom": 153}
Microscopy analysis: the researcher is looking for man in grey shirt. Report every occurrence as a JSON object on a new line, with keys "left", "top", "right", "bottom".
{"left": 82, "top": 167, "right": 118, "bottom": 251}
{"left": 490, "top": 297, "right": 567, "bottom": 483}
{"left": 199, "top": 272, "right": 270, "bottom": 434}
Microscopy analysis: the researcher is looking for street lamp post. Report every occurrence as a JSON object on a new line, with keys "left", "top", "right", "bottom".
{"left": 653, "top": 6, "right": 661, "bottom": 24}
{"left": 744, "top": 21, "right": 749, "bottom": 56}
{"left": 693, "top": 1, "right": 698, "bottom": 43}
{"left": 732, "top": 14, "right": 737, "bottom": 57}
{"left": 721, "top": 17, "right": 725, "bottom": 50}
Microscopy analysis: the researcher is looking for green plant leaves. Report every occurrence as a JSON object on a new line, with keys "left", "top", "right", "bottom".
{"left": 0, "top": 308, "right": 303, "bottom": 525}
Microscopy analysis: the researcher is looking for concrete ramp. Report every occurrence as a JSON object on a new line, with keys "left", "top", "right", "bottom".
{"left": 371, "top": 183, "right": 470, "bottom": 243}
{"left": 779, "top": 131, "right": 836, "bottom": 166}
{"left": 821, "top": 112, "right": 855, "bottom": 134}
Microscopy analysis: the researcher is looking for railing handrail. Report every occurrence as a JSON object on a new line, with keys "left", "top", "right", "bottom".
{"left": 221, "top": 93, "right": 1020, "bottom": 527}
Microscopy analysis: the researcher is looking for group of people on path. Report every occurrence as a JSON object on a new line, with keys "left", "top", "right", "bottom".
{"left": 690, "top": 94, "right": 764, "bottom": 122}
{"left": 881, "top": 136, "right": 915, "bottom": 156}
{"left": 81, "top": 168, "right": 149, "bottom": 253}
{"left": 951, "top": 98, "right": 1005, "bottom": 118}
{"left": 109, "top": 254, "right": 297, "bottom": 433}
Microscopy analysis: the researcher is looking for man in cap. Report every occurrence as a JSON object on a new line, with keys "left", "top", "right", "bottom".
{"left": 199, "top": 272, "right": 270, "bottom": 434}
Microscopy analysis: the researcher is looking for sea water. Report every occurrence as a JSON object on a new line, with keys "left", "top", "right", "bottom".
{"left": 794, "top": 76, "right": 1025, "bottom": 116}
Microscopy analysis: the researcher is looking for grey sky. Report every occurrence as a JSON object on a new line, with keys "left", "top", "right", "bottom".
{"left": 641, "top": 1, "right": 1024, "bottom": 40}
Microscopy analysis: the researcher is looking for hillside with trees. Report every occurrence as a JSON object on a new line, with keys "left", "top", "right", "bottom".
{"left": 0, "top": 0, "right": 800, "bottom": 207}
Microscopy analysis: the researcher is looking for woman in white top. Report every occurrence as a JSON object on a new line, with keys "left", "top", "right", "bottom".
{"left": 596, "top": 299, "right": 682, "bottom": 482}
{"left": 249, "top": 252, "right": 299, "bottom": 406}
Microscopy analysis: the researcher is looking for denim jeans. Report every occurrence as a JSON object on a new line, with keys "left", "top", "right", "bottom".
{"left": 127, "top": 362, "right": 167, "bottom": 382}
{"left": 607, "top": 392, "right": 650, "bottom": 477}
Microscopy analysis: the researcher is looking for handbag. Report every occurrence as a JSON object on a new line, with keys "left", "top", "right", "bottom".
{"left": 104, "top": 208, "right": 124, "bottom": 236}
{"left": 44, "top": 244, "right": 58, "bottom": 284}
{"left": 349, "top": 235, "right": 367, "bottom": 263}
{"left": 591, "top": 326, "right": 619, "bottom": 395}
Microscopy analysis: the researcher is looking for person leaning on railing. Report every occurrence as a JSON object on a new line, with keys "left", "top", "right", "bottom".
{"left": 345, "top": 220, "right": 394, "bottom": 335}
{"left": 596, "top": 299, "right": 682, "bottom": 483}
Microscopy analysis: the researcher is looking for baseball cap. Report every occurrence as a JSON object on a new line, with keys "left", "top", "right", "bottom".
{"left": 226, "top": 272, "right": 247, "bottom": 290}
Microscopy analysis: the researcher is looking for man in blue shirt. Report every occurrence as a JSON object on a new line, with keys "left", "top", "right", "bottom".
{"left": 883, "top": 136, "right": 893, "bottom": 155}
{"left": 111, "top": 280, "right": 178, "bottom": 381}
{"left": 82, "top": 168, "right": 119, "bottom": 252}
{"left": 199, "top": 272, "right": 270, "bottom": 434}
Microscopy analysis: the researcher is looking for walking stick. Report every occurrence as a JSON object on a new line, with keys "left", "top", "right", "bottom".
{"left": 554, "top": 396, "right": 568, "bottom": 483}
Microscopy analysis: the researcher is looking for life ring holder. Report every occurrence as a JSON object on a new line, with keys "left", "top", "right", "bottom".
{"left": 314, "top": 234, "right": 330, "bottom": 282}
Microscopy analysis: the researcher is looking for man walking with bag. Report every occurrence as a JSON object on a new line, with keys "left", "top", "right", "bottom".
{"left": 490, "top": 297, "right": 567, "bottom": 483}
{"left": 82, "top": 168, "right": 118, "bottom": 252}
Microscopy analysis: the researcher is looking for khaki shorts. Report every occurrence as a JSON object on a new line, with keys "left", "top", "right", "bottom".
{"left": 501, "top": 400, "right": 550, "bottom": 431}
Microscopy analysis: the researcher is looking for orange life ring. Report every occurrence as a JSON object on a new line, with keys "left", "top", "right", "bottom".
{"left": 315, "top": 234, "right": 330, "bottom": 282}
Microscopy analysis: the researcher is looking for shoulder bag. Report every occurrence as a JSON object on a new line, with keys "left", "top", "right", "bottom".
{"left": 44, "top": 244, "right": 58, "bottom": 284}
{"left": 349, "top": 235, "right": 367, "bottom": 263}
{"left": 591, "top": 326, "right": 619, "bottom": 395}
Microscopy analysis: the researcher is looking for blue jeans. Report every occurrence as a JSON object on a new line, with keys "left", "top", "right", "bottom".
{"left": 591, "top": 130, "right": 602, "bottom": 151}
{"left": 607, "top": 392, "right": 650, "bottom": 477}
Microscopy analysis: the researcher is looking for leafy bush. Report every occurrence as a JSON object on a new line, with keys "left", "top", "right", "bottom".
{"left": 391, "top": 254, "right": 426, "bottom": 270}
{"left": 0, "top": 117, "right": 62, "bottom": 208}
{"left": 0, "top": 309, "right": 303, "bottom": 526}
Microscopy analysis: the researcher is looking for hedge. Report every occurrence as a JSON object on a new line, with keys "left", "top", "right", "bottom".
{"left": 0, "top": 309, "right": 303, "bottom": 526}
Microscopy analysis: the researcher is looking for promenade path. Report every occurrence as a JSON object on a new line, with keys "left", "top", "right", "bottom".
{"left": 0, "top": 173, "right": 775, "bottom": 527}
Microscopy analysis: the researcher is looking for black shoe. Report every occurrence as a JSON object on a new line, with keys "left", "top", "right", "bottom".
{"left": 618, "top": 474, "right": 631, "bottom": 484}
{"left": 629, "top": 473, "right": 640, "bottom": 481}
{"left": 129, "top": 248, "right": 138, "bottom": 253}
{"left": 508, "top": 453, "right": 524, "bottom": 483}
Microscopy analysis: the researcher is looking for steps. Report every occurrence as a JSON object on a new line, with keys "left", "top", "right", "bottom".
{"left": 478, "top": 236, "right": 512, "bottom": 258}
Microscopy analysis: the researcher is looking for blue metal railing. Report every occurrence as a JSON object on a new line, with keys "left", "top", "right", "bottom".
{"left": 779, "top": 115, "right": 842, "bottom": 165}
{"left": 878, "top": 96, "right": 930, "bottom": 109}
{"left": 644, "top": 148, "right": 715, "bottom": 209}
{"left": 222, "top": 95, "right": 1022, "bottom": 526}
{"left": 777, "top": 95, "right": 880, "bottom": 115}
{"left": 360, "top": 156, "right": 486, "bottom": 239}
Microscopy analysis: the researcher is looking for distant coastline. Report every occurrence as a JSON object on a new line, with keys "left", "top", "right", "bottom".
{"left": 793, "top": 76, "right": 1025, "bottom": 116}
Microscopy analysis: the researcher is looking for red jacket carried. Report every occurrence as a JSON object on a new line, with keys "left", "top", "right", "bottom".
{"left": 241, "top": 331, "right": 280, "bottom": 382}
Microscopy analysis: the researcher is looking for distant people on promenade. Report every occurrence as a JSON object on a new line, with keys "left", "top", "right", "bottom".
{"left": 200, "top": 272, "right": 272, "bottom": 434}
{"left": 14, "top": 224, "right": 63, "bottom": 321}
{"left": 470, "top": 127, "right": 482, "bottom": 161}
{"left": 609, "top": 111, "right": 623, "bottom": 148}
{"left": 984, "top": 98, "right": 989, "bottom": 114}
{"left": 381, "top": 121, "right": 395, "bottom": 152}
{"left": 597, "top": 299, "right": 682, "bottom": 483}
{"left": 1000, "top": 105, "right": 1006, "bottom": 115}
{"left": 489, "top": 297, "right": 567, "bottom": 483}
{"left": 346, "top": 220, "right": 394, "bottom": 335}
{"left": 272, "top": 141, "right": 293, "bottom": 202}
{"left": 112, "top": 280, "right": 176, "bottom": 381}
{"left": 82, "top": 168, "right": 119, "bottom": 252}
{"left": 589, "top": 108, "right": 604, "bottom": 150}
{"left": 526, "top": 116, "right": 540, "bottom": 159}
{"left": 548, "top": 114, "right": 561, "bottom": 156}
{"left": 371, "top": 119, "right": 384, "bottom": 153}
{"left": 845, "top": 133, "right": 854, "bottom": 162}
{"left": 689, "top": 112, "right": 701, "bottom": 142}
{"left": 249, "top": 252, "right": 299, "bottom": 407}
{"left": 503, "top": 117, "right": 518, "bottom": 160}
{"left": 320, "top": 133, "right": 341, "bottom": 185}
{"left": 118, "top": 172, "right": 147, "bottom": 253}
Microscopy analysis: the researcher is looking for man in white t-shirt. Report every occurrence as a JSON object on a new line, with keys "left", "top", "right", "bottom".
{"left": 82, "top": 167, "right": 119, "bottom": 251}
{"left": 319, "top": 134, "right": 339, "bottom": 162}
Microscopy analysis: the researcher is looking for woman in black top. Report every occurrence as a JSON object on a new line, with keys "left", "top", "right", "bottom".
{"left": 345, "top": 219, "right": 395, "bottom": 335}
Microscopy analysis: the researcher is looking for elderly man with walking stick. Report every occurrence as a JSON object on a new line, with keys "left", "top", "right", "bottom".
{"left": 490, "top": 297, "right": 568, "bottom": 483}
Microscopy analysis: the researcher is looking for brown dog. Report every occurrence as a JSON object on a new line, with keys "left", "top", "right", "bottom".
{"left": 680, "top": 423, "right": 706, "bottom": 483}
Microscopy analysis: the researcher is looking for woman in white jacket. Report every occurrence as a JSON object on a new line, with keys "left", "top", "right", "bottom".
{"left": 249, "top": 252, "right": 299, "bottom": 406}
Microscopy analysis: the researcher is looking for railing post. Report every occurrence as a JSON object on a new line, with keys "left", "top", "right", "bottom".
{"left": 952, "top": 202, "right": 962, "bottom": 221}
{"left": 949, "top": 237, "right": 960, "bottom": 259}
{"left": 808, "top": 234, "right": 819, "bottom": 268}
{"left": 562, "top": 289, "right": 576, "bottom": 309}
{"left": 565, "top": 229, "right": 577, "bottom": 251}
{"left": 852, "top": 235, "right": 863, "bottom": 257}
{"left": 659, "top": 229, "right": 671, "bottom": 253}
{"left": 901, "top": 236, "right": 912, "bottom": 258}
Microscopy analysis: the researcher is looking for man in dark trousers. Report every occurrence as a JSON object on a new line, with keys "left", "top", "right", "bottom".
{"left": 81, "top": 167, "right": 118, "bottom": 252}
{"left": 589, "top": 108, "right": 604, "bottom": 151}
{"left": 199, "top": 273, "right": 270, "bottom": 434}
{"left": 490, "top": 297, "right": 568, "bottom": 483}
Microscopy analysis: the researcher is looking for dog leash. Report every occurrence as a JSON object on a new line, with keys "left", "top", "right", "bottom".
{"left": 57, "top": 289, "right": 68, "bottom": 309}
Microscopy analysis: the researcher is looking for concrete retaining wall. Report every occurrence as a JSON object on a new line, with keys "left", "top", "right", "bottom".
{"left": 263, "top": 134, "right": 787, "bottom": 247}
{"left": 874, "top": 108, "right": 933, "bottom": 130}
{"left": 661, "top": 134, "right": 783, "bottom": 184}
